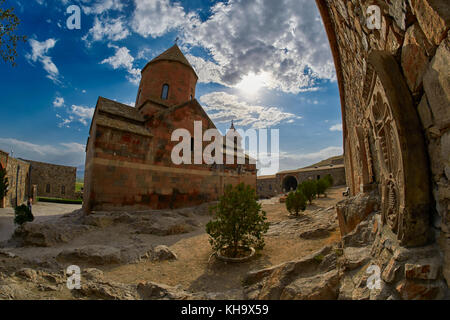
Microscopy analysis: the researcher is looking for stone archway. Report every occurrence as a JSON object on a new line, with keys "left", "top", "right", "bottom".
{"left": 314, "top": 0, "right": 449, "bottom": 290}
{"left": 282, "top": 175, "right": 298, "bottom": 193}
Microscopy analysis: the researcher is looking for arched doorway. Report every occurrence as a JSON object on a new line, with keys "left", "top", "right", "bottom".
{"left": 282, "top": 175, "right": 298, "bottom": 192}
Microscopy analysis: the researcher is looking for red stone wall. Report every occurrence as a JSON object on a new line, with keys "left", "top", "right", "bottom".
{"left": 84, "top": 99, "right": 257, "bottom": 212}
{"left": 136, "top": 60, "right": 197, "bottom": 108}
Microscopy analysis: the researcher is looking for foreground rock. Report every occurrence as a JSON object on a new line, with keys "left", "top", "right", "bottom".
{"left": 244, "top": 245, "right": 340, "bottom": 300}
{"left": 246, "top": 192, "right": 449, "bottom": 300}
{"left": 9, "top": 204, "right": 211, "bottom": 249}
{"left": 57, "top": 244, "right": 177, "bottom": 266}
{"left": 267, "top": 206, "right": 338, "bottom": 239}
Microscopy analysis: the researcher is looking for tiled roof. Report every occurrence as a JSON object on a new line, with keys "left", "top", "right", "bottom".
{"left": 145, "top": 44, "right": 197, "bottom": 76}
{"left": 97, "top": 97, "right": 145, "bottom": 122}
{"left": 95, "top": 114, "right": 152, "bottom": 137}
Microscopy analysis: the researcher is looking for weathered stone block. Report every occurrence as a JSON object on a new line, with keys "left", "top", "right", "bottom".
{"left": 401, "top": 24, "right": 432, "bottom": 92}
{"left": 336, "top": 191, "right": 379, "bottom": 236}
{"left": 410, "top": 0, "right": 450, "bottom": 45}
{"left": 395, "top": 279, "right": 443, "bottom": 299}
{"left": 417, "top": 94, "right": 434, "bottom": 129}
{"left": 405, "top": 261, "right": 439, "bottom": 280}
{"left": 423, "top": 35, "right": 450, "bottom": 130}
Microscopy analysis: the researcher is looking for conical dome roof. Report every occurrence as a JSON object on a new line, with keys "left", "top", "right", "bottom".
{"left": 145, "top": 44, "right": 197, "bottom": 76}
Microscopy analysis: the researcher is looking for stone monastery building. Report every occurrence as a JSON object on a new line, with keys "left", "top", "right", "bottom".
{"left": 83, "top": 45, "right": 257, "bottom": 213}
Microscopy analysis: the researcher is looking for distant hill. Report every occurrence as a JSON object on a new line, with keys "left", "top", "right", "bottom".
{"left": 304, "top": 155, "right": 344, "bottom": 169}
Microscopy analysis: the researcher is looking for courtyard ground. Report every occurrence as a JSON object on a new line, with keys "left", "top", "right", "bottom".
{"left": 0, "top": 186, "right": 345, "bottom": 299}
{"left": 0, "top": 202, "right": 82, "bottom": 242}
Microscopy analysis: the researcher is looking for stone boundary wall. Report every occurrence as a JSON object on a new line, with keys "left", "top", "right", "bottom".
{"left": 27, "top": 160, "right": 76, "bottom": 200}
{"left": 257, "top": 165, "right": 346, "bottom": 198}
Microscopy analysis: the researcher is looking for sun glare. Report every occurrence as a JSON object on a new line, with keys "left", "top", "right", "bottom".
{"left": 236, "top": 72, "right": 270, "bottom": 95}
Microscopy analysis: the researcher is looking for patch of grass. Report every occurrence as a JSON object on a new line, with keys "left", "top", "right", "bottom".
{"left": 37, "top": 197, "right": 82, "bottom": 205}
{"left": 75, "top": 182, "right": 84, "bottom": 192}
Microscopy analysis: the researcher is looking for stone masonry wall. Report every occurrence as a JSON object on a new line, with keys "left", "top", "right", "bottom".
{"left": 317, "top": 0, "right": 449, "bottom": 290}
{"left": 5, "top": 158, "right": 30, "bottom": 207}
{"left": 27, "top": 160, "right": 76, "bottom": 200}
{"left": 257, "top": 176, "right": 278, "bottom": 199}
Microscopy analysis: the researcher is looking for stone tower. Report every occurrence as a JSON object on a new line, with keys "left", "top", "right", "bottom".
{"left": 136, "top": 44, "right": 198, "bottom": 118}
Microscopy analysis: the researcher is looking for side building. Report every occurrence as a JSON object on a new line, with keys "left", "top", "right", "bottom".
{"left": 257, "top": 155, "right": 346, "bottom": 199}
{"left": 0, "top": 149, "right": 77, "bottom": 208}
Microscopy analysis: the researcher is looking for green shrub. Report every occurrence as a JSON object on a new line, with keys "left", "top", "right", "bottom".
{"left": 286, "top": 190, "right": 307, "bottom": 216}
{"left": 14, "top": 204, "right": 34, "bottom": 225}
{"left": 299, "top": 180, "right": 317, "bottom": 204}
{"left": 316, "top": 178, "right": 329, "bottom": 198}
{"left": 206, "top": 183, "right": 269, "bottom": 258}
{"left": 323, "top": 174, "right": 334, "bottom": 187}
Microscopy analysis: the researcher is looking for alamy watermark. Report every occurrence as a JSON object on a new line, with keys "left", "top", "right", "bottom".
{"left": 66, "top": 265, "right": 81, "bottom": 290}
{"left": 366, "top": 264, "right": 382, "bottom": 290}
{"left": 366, "top": 5, "right": 381, "bottom": 30}
{"left": 66, "top": 5, "right": 81, "bottom": 30}
{"left": 171, "top": 121, "right": 279, "bottom": 176}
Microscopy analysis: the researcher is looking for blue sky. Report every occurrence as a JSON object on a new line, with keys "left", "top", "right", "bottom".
{"left": 0, "top": 0, "right": 343, "bottom": 178}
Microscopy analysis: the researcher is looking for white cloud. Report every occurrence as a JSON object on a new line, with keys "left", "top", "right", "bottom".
{"left": 0, "top": 138, "right": 85, "bottom": 168}
{"left": 131, "top": 0, "right": 197, "bottom": 38}
{"left": 70, "top": 105, "right": 94, "bottom": 125}
{"left": 186, "top": 54, "right": 225, "bottom": 85}
{"left": 199, "top": 92, "right": 300, "bottom": 129}
{"left": 26, "top": 38, "right": 61, "bottom": 83}
{"left": 58, "top": 105, "right": 94, "bottom": 127}
{"left": 330, "top": 123, "right": 343, "bottom": 132}
{"left": 82, "top": 16, "right": 130, "bottom": 45}
{"left": 53, "top": 97, "right": 65, "bottom": 107}
{"left": 130, "top": 0, "right": 335, "bottom": 94}
{"left": 100, "top": 45, "right": 141, "bottom": 84}
{"left": 82, "top": 0, "right": 124, "bottom": 15}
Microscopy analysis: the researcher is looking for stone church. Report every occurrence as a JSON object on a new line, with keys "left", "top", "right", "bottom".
{"left": 83, "top": 45, "right": 256, "bottom": 212}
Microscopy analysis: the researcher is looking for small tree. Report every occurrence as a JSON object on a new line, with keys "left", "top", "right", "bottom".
{"left": 0, "top": 0, "right": 27, "bottom": 66}
{"left": 206, "top": 183, "right": 269, "bottom": 258}
{"left": 0, "top": 166, "right": 8, "bottom": 203}
{"left": 316, "top": 178, "right": 329, "bottom": 198}
{"left": 285, "top": 190, "right": 307, "bottom": 216}
{"left": 299, "top": 180, "right": 317, "bottom": 204}
{"left": 323, "top": 174, "right": 334, "bottom": 188}
{"left": 14, "top": 204, "right": 34, "bottom": 225}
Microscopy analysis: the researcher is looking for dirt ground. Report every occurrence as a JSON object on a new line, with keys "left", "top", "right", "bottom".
{"left": 103, "top": 187, "right": 345, "bottom": 294}
{"left": 0, "top": 187, "right": 345, "bottom": 299}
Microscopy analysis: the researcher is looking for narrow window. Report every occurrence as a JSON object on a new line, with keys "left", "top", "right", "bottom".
{"left": 61, "top": 186, "right": 65, "bottom": 195}
{"left": 46, "top": 184, "right": 50, "bottom": 193}
{"left": 190, "top": 94, "right": 193, "bottom": 100}
{"left": 191, "top": 137, "right": 194, "bottom": 152}
{"left": 317, "top": 175, "right": 321, "bottom": 180}
{"left": 161, "top": 84, "right": 169, "bottom": 100}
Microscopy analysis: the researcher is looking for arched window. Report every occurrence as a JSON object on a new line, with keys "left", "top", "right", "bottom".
{"left": 61, "top": 185, "right": 65, "bottom": 195}
{"left": 161, "top": 84, "right": 169, "bottom": 100}
{"left": 46, "top": 184, "right": 50, "bottom": 193}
